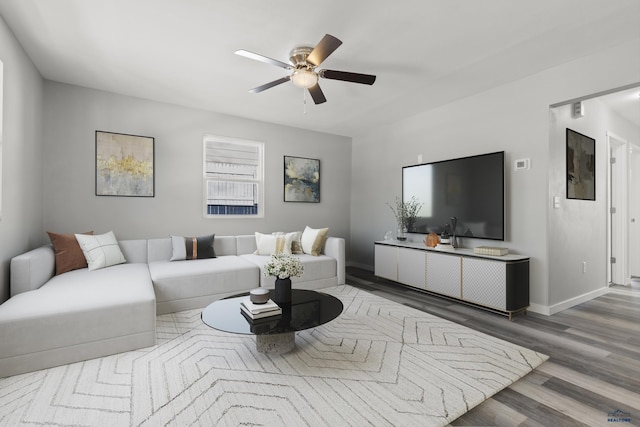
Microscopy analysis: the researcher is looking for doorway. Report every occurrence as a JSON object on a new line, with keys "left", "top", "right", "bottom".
{"left": 607, "top": 132, "right": 628, "bottom": 286}
{"left": 629, "top": 143, "right": 640, "bottom": 279}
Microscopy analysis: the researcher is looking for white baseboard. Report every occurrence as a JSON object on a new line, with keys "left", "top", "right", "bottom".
{"left": 527, "top": 303, "right": 550, "bottom": 316}
{"left": 547, "top": 286, "right": 610, "bottom": 315}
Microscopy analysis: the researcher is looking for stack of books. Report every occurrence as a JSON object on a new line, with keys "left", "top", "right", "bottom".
{"left": 240, "top": 298, "right": 282, "bottom": 321}
{"left": 473, "top": 246, "right": 509, "bottom": 256}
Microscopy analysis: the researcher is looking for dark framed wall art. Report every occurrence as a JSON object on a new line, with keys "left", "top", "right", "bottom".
{"left": 95, "top": 130, "right": 155, "bottom": 197}
{"left": 566, "top": 128, "right": 595, "bottom": 201}
{"left": 284, "top": 156, "right": 320, "bottom": 203}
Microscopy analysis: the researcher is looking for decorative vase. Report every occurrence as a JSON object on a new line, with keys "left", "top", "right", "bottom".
{"left": 397, "top": 226, "right": 407, "bottom": 241}
{"left": 274, "top": 277, "right": 292, "bottom": 303}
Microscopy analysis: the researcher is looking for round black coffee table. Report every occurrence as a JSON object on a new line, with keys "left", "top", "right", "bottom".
{"left": 201, "top": 289, "right": 343, "bottom": 354}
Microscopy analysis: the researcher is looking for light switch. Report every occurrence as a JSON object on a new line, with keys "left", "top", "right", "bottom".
{"left": 553, "top": 196, "right": 560, "bottom": 209}
{"left": 514, "top": 158, "right": 530, "bottom": 170}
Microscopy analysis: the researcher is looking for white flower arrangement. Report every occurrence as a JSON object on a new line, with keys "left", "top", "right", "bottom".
{"left": 264, "top": 253, "right": 304, "bottom": 279}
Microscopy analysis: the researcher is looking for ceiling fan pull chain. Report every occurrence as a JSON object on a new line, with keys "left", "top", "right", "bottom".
{"left": 303, "top": 88, "right": 307, "bottom": 115}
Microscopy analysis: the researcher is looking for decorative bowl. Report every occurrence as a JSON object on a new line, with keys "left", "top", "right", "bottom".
{"left": 249, "top": 288, "right": 270, "bottom": 304}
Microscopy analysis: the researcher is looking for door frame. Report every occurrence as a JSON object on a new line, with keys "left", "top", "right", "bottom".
{"left": 629, "top": 142, "right": 640, "bottom": 278}
{"left": 606, "top": 131, "right": 628, "bottom": 286}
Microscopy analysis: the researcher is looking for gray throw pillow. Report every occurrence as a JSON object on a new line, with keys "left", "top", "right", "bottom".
{"left": 170, "top": 234, "right": 216, "bottom": 261}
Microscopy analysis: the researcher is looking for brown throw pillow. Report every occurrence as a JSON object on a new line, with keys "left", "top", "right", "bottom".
{"left": 47, "top": 231, "right": 93, "bottom": 275}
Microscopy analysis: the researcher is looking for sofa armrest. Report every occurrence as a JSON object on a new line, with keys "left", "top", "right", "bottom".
{"left": 323, "top": 237, "right": 345, "bottom": 285}
{"left": 10, "top": 246, "right": 56, "bottom": 297}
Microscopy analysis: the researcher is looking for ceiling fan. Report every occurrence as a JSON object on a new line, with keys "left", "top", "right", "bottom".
{"left": 235, "top": 34, "right": 376, "bottom": 105}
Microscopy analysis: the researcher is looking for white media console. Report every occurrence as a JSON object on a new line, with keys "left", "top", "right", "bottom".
{"left": 374, "top": 240, "right": 530, "bottom": 319}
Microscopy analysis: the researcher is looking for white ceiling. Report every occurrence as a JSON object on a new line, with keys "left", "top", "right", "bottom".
{"left": 1, "top": 0, "right": 638, "bottom": 136}
{"left": 598, "top": 87, "right": 640, "bottom": 128}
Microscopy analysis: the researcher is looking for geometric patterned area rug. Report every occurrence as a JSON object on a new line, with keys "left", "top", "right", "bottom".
{"left": 0, "top": 285, "right": 547, "bottom": 426}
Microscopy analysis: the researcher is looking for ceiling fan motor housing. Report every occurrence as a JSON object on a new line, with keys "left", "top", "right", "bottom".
{"left": 289, "top": 46, "right": 314, "bottom": 68}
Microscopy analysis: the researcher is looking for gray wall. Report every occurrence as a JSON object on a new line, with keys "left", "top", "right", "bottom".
{"left": 548, "top": 97, "right": 639, "bottom": 311}
{"left": 1, "top": 17, "right": 638, "bottom": 316}
{"left": 42, "top": 82, "right": 351, "bottom": 244}
{"left": 0, "top": 16, "right": 44, "bottom": 303}
{"left": 349, "top": 40, "right": 640, "bottom": 314}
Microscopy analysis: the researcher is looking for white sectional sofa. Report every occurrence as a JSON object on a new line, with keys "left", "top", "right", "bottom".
{"left": 0, "top": 234, "right": 345, "bottom": 378}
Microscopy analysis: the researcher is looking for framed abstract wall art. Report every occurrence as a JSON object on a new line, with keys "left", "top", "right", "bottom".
{"left": 284, "top": 156, "right": 320, "bottom": 203}
{"left": 95, "top": 131, "right": 155, "bottom": 197}
{"left": 566, "top": 128, "right": 595, "bottom": 201}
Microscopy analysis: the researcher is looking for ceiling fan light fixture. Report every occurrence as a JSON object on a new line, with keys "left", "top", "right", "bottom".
{"left": 236, "top": 34, "right": 376, "bottom": 104}
{"left": 291, "top": 69, "right": 318, "bottom": 88}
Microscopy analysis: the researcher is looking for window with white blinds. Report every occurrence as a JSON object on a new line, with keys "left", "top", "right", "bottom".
{"left": 203, "top": 135, "right": 264, "bottom": 217}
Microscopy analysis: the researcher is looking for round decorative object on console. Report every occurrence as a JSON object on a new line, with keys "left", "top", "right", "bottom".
{"left": 249, "top": 288, "right": 270, "bottom": 304}
{"left": 425, "top": 232, "right": 439, "bottom": 248}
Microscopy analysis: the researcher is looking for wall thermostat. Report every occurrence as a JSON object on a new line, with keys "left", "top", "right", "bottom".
{"left": 514, "top": 158, "right": 530, "bottom": 170}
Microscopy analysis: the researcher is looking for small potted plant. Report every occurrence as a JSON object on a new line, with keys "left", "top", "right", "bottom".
{"left": 264, "top": 253, "right": 304, "bottom": 303}
{"left": 387, "top": 196, "right": 423, "bottom": 240}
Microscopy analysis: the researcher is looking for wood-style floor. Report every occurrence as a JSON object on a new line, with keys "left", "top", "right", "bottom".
{"left": 346, "top": 268, "right": 640, "bottom": 427}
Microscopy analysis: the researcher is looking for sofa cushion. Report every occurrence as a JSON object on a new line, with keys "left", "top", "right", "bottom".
{"left": 75, "top": 231, "right": 126, "bottom": 271}
{"left": 236, "top": 235, "right": 257, "bottom": 255}
{"left": 47, "top": 231, "right": 93, "bottom": 275}
{"left": 212, "top": 236, "right": 239, "bottom": 257}
{"left": 118, "top": 239, "right": 148, "bottom": 264}
{"left": 0, "top": 263, "right": 156, "bottom": 361}
{"left": 148, "top": 256, "right": 259, "bottom": 304}
{"left": 240, "top": 253, "right": 337, "bottom": 287}
{"left": 170, "top": 234, "right": 216, "bottom": 261}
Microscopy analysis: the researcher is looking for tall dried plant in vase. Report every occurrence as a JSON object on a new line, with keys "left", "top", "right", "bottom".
{"left": 387, "top": 196, "right": 422, "bottom": 240}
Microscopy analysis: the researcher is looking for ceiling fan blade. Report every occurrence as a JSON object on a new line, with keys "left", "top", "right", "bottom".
{"left": 306, "top": 34, "right": 342, "bottom": 66}
{"left": 308, "top": 84, "right": 327, "bottom": 104}
{"left": 235, "top": 49, "right": 292, "bottom": 70}
{"left": 320, "top": 69, "right": 376, "bottom": 85}
{"left": 249, "top": 76, "right": 291, "bottom": 93}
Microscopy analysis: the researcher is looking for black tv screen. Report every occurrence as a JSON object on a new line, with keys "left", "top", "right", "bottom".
{"left": 402, "top": 151, "right": 505, "bottom": 241}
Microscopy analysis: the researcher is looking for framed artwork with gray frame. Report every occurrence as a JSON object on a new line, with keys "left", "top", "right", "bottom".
{"left": 95, "top": 130, "right": 155, "bottom": 197}
{"left": 284, "top": 156, "right": 320, "bottom": 203}
{"left": 566, "top": 128, "right": 595, "bottom": 201}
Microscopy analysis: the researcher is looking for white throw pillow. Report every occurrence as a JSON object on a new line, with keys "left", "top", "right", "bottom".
{"left": 74, "top": 231, "right": 126, "bottom": 271}
{"left": 300, "top": 226, "right": 329, "bottom": 256}
{"left": 272, "top": 231, "right": 302, "bottom": 254}
{"left": 255, "top": 232, "right": 293, "bottom": 255}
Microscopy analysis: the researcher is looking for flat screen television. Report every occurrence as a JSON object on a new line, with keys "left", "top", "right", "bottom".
{"left": 402, "top": 151, "right": 505, "bottom": 241}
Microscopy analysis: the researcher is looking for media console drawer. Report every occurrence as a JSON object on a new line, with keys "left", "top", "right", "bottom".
{"left": 374, "top": 241, "right": 529, "bottom": 319}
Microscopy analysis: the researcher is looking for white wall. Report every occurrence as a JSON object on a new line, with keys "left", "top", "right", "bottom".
{"left": 548, "top": 96, "right": 639, "bottom": 311}
{"left": 349, "top": 40, "right": 640, "bottom": 313}
{"left": 42, "top": 82, "right": 351, "bottom": 243}
{"left": 0, "top": 16, "right": 44, "bottom": 303}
